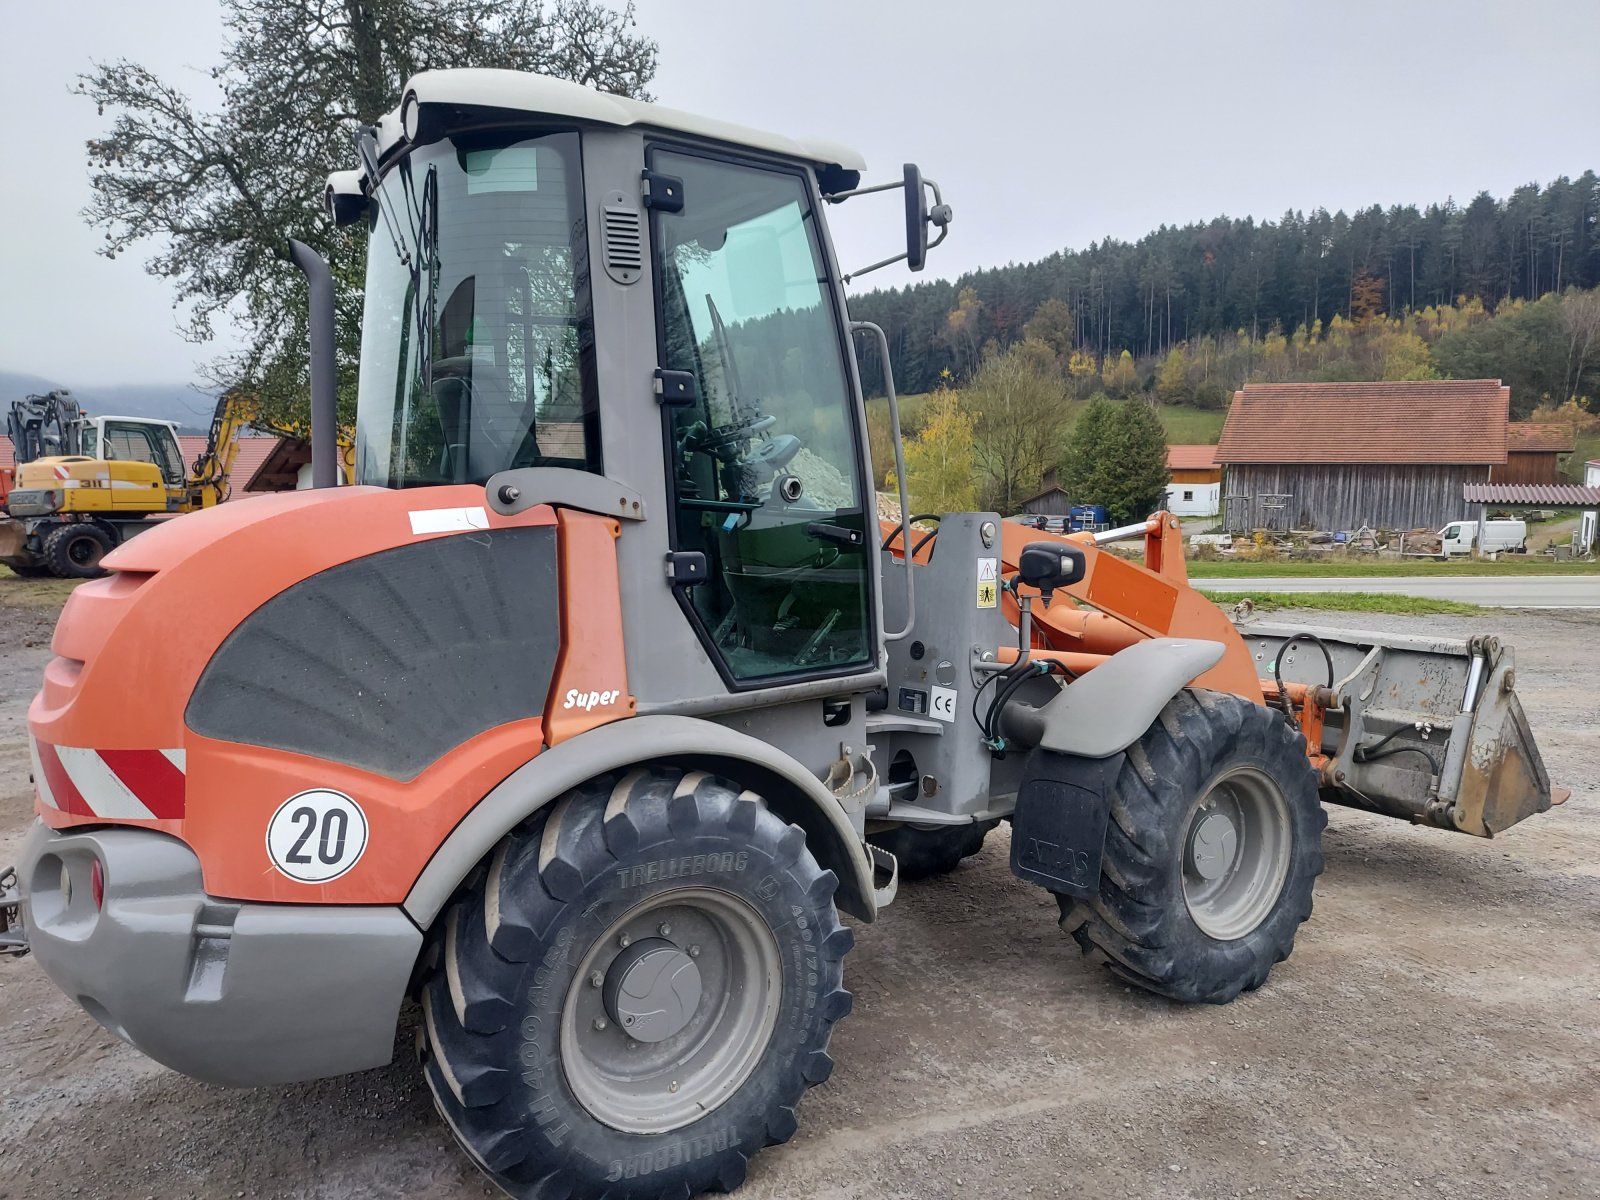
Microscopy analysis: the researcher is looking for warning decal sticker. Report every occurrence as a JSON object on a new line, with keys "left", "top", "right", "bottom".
{"left": 977, "top": 557, "right": 998, "bottom": 608}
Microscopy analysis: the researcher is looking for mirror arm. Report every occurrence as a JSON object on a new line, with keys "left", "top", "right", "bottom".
{"left": 841, "top": 250, "right": 909, "bottom": 285}
{"left": 823, "top": 179, "right": 906, "bottom": 203}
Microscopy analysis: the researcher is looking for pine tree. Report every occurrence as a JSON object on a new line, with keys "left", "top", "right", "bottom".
{"left": 1058, "top": 396, "right": 1170, "bottom": 524}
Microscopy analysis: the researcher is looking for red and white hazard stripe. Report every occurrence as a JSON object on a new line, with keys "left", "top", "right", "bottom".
{"left": 29, "top": 737, "right": 186, "bottom": 820}
{"left": 52, "top": 465, "right": 71, "bottom": 481}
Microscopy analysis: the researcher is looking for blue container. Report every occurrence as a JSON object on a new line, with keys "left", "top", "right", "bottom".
{"left": 1068, "top": 504, "right": 1107, "bottom": 531}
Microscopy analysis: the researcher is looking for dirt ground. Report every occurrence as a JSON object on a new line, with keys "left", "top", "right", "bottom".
{"left": 2, "top": 585, "right": 1598, "bottom": 1200}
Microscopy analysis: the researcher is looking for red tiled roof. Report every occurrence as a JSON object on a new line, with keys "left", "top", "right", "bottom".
{"left": 1167, "top": 444, "right": 1218, "bottom": 470}
{"left": 1215, "top": 380, "right": 1510, "bottom": 466}
{"left": 1505, "top": 422, "right": 1575, "bottom": 453}
{"left": 1463, "top": 483, "right": 1600, "bottom": 506}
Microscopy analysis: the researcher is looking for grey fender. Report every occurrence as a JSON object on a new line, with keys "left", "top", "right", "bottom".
{"left": 405, "top": 714, "right": 877, "bottom": 926}
{"left": 1004, "top": 638, "right": 1226, "bottom": 758}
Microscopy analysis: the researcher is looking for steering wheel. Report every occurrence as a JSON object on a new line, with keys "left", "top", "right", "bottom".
{"left": 739, "top": 433, "right": 801, "bottom": 473}
{"left": 697, "top": 413, "right": 777, "bottom": 453}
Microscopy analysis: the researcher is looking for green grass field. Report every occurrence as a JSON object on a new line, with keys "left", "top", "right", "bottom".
{"left": 1188, "top": 557, "right": 1600, "bottom": 577}
{"left": 1206, "top": 591, "right": 1482, "bottom": 616}
{"left": 1157, "top": 405, "right": 1226, "bottom": 444}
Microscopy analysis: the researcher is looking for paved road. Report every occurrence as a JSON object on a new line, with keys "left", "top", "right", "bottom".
{"left": 1193, "top": 573, "right": 1600, "bottom": 607}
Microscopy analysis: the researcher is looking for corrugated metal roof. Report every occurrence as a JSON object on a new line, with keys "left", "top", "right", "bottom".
{"left": 1506, "top": 422, "right": 1575, "bottom": 453}
{"left": 1462, "top": 483, "right": 1600, "bottom": 506}
{"left": 1216, "top": 380, "right": 1510, "bottom": 466}
{"left": 1167, "top": 444, "right": 1218, "bottom": 470}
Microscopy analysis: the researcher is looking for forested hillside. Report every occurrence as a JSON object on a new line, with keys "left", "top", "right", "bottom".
{"left": 850, "top": 173, "right": 1600, "bottom": 412}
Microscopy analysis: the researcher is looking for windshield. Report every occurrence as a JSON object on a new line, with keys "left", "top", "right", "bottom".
{"left": 355, "top": 129, "right": 598, "bottom": 488}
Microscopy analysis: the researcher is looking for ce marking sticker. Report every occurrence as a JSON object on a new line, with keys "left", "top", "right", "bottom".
{"left": 929, "top": 686, "right": 958, "bottom": 723}
{"left": 267, "top": 790, "right": 369, "bottom": 882}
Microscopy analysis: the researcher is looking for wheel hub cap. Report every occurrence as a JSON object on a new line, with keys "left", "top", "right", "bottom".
{"left": 602, "top": 938, "right": 702, "bottom": 1043}
{"left": 1186, "top": 810, "right": 1239, "bottom": 881}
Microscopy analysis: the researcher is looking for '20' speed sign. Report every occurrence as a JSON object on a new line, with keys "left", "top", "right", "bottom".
{"left": 266, "top": 790, "right": 369, "bottom": 882}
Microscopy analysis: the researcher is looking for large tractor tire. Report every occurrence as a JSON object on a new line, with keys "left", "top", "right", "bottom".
{"left": 1058, "top": 689, "right": 1325, "bottom": 1004}
{"left": 43, "top": 523, "right": 115, "bottom": 579}
{"left": 419, "top": 767, "right": 854, "bottom": 1199}
{"left": 867, "top": 819, "right": 997, "bottom": 881}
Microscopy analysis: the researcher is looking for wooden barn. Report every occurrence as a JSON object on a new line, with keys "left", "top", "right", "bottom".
{"left": 1499, "top": 422, "right": 1574, "bottom": 485}
{"left": 1215, "top": 380, "right": 1511, "bottom": 532}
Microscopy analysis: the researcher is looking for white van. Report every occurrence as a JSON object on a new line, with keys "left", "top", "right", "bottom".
{"left": 1438, "top": 519, "right": 1526, "bottom": 556}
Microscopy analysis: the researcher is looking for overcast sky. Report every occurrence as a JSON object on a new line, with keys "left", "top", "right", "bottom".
{"left": 3, "top": 0, "right": 1596, "bottom": 385}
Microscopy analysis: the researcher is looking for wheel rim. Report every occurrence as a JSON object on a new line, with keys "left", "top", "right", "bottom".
{"left": 559, "top": 887, "right": 781, "bottom": 1134}
{"left": 1180, "top": 766, "right": 1292, "bottom": 941}
{"left": 67, "top": 535, "right": 102, "bottom": 567}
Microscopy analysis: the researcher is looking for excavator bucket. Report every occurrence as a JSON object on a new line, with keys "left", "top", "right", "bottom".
{"left": 1241, "top": 623, "right": 1560, "bottom": 837}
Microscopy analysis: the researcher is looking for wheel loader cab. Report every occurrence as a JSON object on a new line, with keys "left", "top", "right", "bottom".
{"left": 350, "top": 91, "right": 883, "bottom": 705}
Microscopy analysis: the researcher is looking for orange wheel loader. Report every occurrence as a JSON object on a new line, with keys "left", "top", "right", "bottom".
{"left": 2, "top": 69, "right": 1561, "bottom": 1199}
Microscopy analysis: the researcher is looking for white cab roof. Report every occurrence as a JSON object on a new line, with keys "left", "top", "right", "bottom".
{"left": 377, "top": 69, "right": 866, "bottom": 172}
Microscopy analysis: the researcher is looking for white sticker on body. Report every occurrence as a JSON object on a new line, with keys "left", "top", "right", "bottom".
{"left": 977, "top": 558, "right": 998, "bottom": 581}
{"left": 266, "top": 790, "right": 370, "bottom": 883}
{"left": 930, "top": 686, "right": 958, "bottom": 723}
{"left": 408, "top": 506, "right": 490, "bottom": 535}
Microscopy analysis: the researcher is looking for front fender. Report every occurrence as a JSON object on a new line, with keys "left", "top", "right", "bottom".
{"left": 1007, "top": 638, "right": 1227, "bottom": 758}
{"left": 404, "top": 714, "right": 877, "bottom": 925}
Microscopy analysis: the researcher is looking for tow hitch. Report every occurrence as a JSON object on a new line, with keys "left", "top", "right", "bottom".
{"left": 0, "top": 866, "right": 27, "bottom": 957}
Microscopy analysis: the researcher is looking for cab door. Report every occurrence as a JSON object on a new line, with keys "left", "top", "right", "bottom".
{"left": 100, "top": 421, "right": 187, "bottom": 511}
{"left": 648, "top": 147, "right": 875, "bottom": 689}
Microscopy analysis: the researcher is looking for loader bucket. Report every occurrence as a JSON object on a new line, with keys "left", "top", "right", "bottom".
{"left": 1453, "top": 647, "right": 1554, "bottom": 836}
{"left": 1239, "top": 623, "right": 1557, "bottom": 838}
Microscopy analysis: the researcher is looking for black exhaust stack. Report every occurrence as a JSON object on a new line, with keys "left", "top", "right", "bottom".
{"left": 288, "top": 239, "right": 339, "bottom": 489}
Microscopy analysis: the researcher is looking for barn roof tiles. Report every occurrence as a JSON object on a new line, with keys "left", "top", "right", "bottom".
{"left": 1505, "top": 422, "right": 1575, "bottom": 453}
{"left": 1167, "top": 444, "right": 1219, "bottom": 470}
{"left": 1216, "top": 380, "right": 1511, "bottom": 466}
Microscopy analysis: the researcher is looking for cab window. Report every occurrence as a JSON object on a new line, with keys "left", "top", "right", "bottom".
{"left": 103, "top": 423, "right": 183, "bottom": 485}
{"left": 651, "top": 148, "right": 871, "bottom": 685}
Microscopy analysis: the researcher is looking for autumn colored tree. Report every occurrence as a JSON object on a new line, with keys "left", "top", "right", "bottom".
{"left": 964, "top": 345, "right": 1071, "bottom": 514}
{"left": 941, "top": 287, "right": 985, "bottom": 378}
{"left": 1023, "top": 297, "right": 1075, "bottom": 362}
{"left": 1155, "top": 345, "right": 1191, "bottom": 406}
{"left": 1349, "top": 270, "right": 1387, "bottom": 324}
{"left": 901, "top": 388, "right": 979, "bottom": 513}
{"left": 1100, "top": 348, "right": 1139, "bottom": 396}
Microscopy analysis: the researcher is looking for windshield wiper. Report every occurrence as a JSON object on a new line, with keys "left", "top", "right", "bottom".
{"left": 357, "top": 127, "right": 411, "bottom": 269}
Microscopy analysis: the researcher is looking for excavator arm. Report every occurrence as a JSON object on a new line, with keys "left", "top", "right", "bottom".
{"left": 186, "top": 391, "right": 355, "bottom": 507}
{"left": 188, "top": 391, "right": 265, "bottom": 508}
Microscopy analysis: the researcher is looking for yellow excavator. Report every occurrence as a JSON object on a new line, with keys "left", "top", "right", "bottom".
{"left": 0, "top": 389, "right": 345, "bottom": 578}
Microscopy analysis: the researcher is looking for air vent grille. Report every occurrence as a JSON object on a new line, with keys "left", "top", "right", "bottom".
{"left": 601, "top": 190, "right": 643, "bottom": 285}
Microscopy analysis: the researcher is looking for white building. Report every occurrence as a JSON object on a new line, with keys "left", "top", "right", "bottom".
{"left": 1165, "top": 444, "right": 1221, "bottom": 517}
{"left": 1582, "top": 458, "right": 1600, "bottom": 553}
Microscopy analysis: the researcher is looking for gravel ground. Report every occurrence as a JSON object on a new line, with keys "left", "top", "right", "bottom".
{"left": 1, "top": 592, "right": 1597, "bottom": 1200}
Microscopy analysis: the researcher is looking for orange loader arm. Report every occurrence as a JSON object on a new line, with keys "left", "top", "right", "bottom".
{"left": 882, "top": 513, "right": 1265, "bottom": 702}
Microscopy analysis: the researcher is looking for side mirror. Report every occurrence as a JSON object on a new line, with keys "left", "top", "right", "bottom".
{"left": 903, "top": 164, "right": 929, "bottom": 271}
{"left": 1016, "top": 541, "right": 1087, "bottom": 602}
{"left": 902, "top": 164, "right": 954, "bottom": 273}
